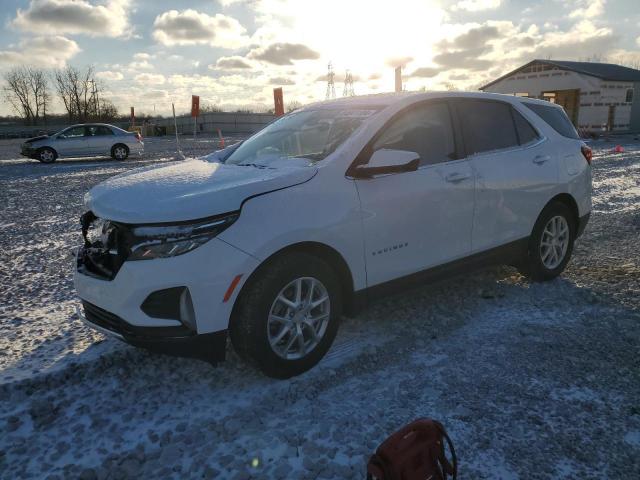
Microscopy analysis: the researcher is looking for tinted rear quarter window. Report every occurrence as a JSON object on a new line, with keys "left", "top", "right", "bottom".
{"left": 457, "top": 100, "right": 519, "bottom": 155}
{"left": 512, "top": 108, "right": 539, "bottom": 145}
{"left": 523, "top": 102, "right": 579, "bottom": 139}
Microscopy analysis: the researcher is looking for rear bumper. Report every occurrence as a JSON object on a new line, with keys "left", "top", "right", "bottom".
{"left": 576, "top": 212, "right": 591, "bottom": 238}
{"left": 76, "top": 301, "right": 226, "bottom": 362}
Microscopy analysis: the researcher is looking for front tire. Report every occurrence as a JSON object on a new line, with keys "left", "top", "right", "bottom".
{"left": 36, "top": 147, "right": 57, "bottom": 163}
{"left": 111, "top": 144, "right": 129, "bottom": 160}
{"left": 519, "top": 201, "right": 576, "bottom": 281}
{"left": 230, "top": 252, "right": 342, "bottom": 379}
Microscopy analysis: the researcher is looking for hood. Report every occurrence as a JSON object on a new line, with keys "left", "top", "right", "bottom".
{"left": 85, "top": 158, "right": 317, "bottom": 223}
{"left": 25, "top": 135, "right": 48, "bottom": 144}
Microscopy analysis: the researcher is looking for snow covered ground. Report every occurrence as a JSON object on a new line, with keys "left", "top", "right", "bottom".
{"left": 0, "top": 136, "right": 639, "bottom": 479}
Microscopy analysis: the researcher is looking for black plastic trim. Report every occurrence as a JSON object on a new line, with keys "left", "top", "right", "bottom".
{"left": 576, "top": 212, "right": 590, "bottom": 238}
{"left": 351, "top": 237, "right": 528, "bottom": 313}
{"left": 81, "top": 301, "right": 226, "bottom": 363}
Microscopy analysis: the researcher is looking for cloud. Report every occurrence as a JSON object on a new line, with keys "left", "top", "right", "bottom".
{"left": 410, "top": 67, "right": 440, "bottom": 78}
{"left": 133, "top": 52, "right": 152, "bottom": 61}
{"left": 269, "top": 76, "right": 295, "bottom": 85}
{"left": 440, "top": 25, "right": 501, "bottom": 50}
{"left": 134, "top": 73, "right": 166, "bottom": 85}
{"left": 13, "top": 0, "right": 130, "bottom": 38}
{"left": 431, "top": 25, "right": 501, "bottom": 71}
{"left": 385, "top": 56, "right": 413, "bottom": 68}
{"left": 0, "top": 35, "right": 80, "bottom": 68}
{"left": 213, "top": 56, "right": 252, "bottom": 70}
{"left": 528, "top": 20, "right": 616, "bottom": 60}
{"left": 96, "top": 70, "right": 124, "bottom": 81}
{"left": 153, "top": 9, "right": 249, "bottom": 48}
{"left": 128, "top": 60, "right": 154, "bottom": 71}
{"left": 247, "top": 43, "right": 320, "bottom": 65}
{"left": 451, "top": 0, "right": 501, "bottom": 12}
{"left": 569, "top": 0, "right": 605, "bottom": 19}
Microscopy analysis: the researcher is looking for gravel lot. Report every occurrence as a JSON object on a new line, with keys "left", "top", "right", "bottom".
{"left": 0, "top": 135, "right": 639, "bottom": 479}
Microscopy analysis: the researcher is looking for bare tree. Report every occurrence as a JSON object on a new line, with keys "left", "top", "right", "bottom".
{"left": 200, "top": 102, "right": 223, "bottom": 113}
{"left": 53, "top": 65, "right": 102, "bottom": 122}
{"left": 99, "top": 99, "right": 119, "bottom": 121}
{"left": 3, "top": 67, "right": 50, "bottom": 125}
{"left": 286, "top": 100, "right": 302, "bottom": 112}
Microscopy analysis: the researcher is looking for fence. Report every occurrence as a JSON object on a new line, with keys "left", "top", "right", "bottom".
{"left": 0, "top": 112, "right": 275, "bottom": 139}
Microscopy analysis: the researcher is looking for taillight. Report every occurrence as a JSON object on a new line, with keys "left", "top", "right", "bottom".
{"left": 135, "top": 132, "right": 142, "bottom": 142}
{"left": 581, "top": 145, "right": 592, "bottom": 165}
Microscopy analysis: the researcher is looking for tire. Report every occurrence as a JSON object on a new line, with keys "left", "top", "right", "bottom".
{"left": 36, "top": 147, "right": 57, "bottom": 163}
{"left": 230, "top": 252, "right": 342, "bottom": 379}
{"left": 111, "top": 144, "right": 129, "bottom": 160}
{"left": 519, "top": 201, "right": 576, "bottom": 281}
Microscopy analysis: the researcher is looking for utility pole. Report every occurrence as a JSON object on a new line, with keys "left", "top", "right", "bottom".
{"left": 326, "top": 62, "right": 336, "bottom": 100}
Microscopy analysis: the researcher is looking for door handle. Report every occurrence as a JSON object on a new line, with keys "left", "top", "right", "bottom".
{"left": 532, "top": 155, "right": 550, "bottom": 164}
{"left": 445, "top": 172, "right": 470, "bottom": 183}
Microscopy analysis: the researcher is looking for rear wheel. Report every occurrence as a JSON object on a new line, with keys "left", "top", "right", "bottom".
{"left": 519, "top": 201, "right": 576, "bottom": 281}
{"left": 36, "top": 147, "right": 57, "bottom": 163}
{"left": 111, "top": 144, "right": 129, "bottom": 160}
{"left": 230, "top": 252, "right": 342, "bottom": 378}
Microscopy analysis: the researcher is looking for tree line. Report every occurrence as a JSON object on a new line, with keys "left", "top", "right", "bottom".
{"left": 2, "top": 65, "right": 119, "bottom": 126}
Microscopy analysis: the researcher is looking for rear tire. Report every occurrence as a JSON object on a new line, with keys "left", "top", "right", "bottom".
{"left": 230, "top": 252, "right": 342, "bottom": 379}
{"left": 111, "top": 144, "right": 129, "bottom": 160}
{"left": 519, "top": 201, "right": 576, "bottom": 281}
{"left": 36, "top": 147, "right": 57, "bottom": 163}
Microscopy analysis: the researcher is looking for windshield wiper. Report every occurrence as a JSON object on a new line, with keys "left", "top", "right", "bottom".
{"left": 237, "top": 163, "right": 271, "bottom": 168}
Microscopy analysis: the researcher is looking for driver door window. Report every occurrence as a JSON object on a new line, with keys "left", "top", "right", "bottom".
{"left": 372, "top": 103, "right": 456, "bottom": 166}
{"left": 62, "top": 126, "right": 86, "bottom": 138}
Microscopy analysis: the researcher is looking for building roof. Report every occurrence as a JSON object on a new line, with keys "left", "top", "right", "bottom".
{"left": 481, "top": 59, "right": 640, "bottom": 90}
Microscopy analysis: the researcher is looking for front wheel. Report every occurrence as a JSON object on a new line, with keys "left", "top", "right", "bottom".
{"left": 519, "top": 201, "right": 576, "bottom": 281}
{"left": 111, "top": 144, "right": 129, "bottom": 160}
{"left": 36, "top": 147, "right": 57, "bottom": 163}
{"left": 230, "top": 252, "right": 342, "bottom": 378}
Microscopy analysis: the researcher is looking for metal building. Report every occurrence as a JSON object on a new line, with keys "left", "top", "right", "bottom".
{"left": 481, "top": 59, "right": 640, "bottom": 134}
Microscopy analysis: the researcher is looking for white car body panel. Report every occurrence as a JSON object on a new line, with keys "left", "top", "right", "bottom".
{"left": 74, "top": 238, "right": 260, "bottom": 333}
{"left": 86, "top": 159, "right": 318, "bottom": 224}
{"left": 354, "top": 158, "right": 475, "bottom": 286}
{"left": 74, "top": 91, "right": 593, "bottom": 346}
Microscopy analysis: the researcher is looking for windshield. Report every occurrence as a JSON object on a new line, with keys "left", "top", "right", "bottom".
{"left": 225, "top": 108, "right": 378, "bottom": 166}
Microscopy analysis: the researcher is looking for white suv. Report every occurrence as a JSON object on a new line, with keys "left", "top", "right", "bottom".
{"left": 74, "top": 92, "right": 592, "bottom": 378}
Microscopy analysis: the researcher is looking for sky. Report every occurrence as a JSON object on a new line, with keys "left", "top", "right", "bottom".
{"left": 1, "top": 0, "right": 639, "bottom": 117}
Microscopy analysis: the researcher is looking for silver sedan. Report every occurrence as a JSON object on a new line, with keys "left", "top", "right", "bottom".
{"left": 21, "top": 123, "right": 144, "bottom": 163}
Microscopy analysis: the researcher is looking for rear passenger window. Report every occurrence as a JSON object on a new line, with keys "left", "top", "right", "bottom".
{"left": 87, "top": 126, "right": 114, "bottom": 136}
{"left": 512, "top": 108, "right": 539, "bottom": 145}
{"left": 373, "top": 103, "right": 456, "bottom": 166}
{"left": 458, "top": 101, "right": 519, "bottom": 155}
{"left": 523, "top": 103, "right": 579, "bottom": 139}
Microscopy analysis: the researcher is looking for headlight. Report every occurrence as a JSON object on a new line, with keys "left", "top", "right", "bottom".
{"left": 128, "top": 213, "right": 239, "bottom": 261}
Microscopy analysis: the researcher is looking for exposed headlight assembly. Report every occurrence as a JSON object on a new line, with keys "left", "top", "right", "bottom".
{"left": 128, "top": 213, "right": 239, "bottom": 261}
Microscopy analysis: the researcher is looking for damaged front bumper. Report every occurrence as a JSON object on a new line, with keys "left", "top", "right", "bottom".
{"left": 20, "top": 145, "right": 36, "bottom": 157}
{"left": 76, "top": 300, "right": 227, "bottom": 363}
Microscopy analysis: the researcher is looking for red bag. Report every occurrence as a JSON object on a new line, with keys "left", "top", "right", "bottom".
{"left": 366, "top": 418, "right": 457, "bottom": 480}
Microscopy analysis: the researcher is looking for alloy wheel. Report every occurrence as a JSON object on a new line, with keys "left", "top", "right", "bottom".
{"left": 40, "top": 150, "right": 53, "bottom": 162}
{"left": 114, "top": 147, "right": 127, "bottom": 159}
{"left": 539, "top": 215, "right": 569, "bottom": 269}
{"left": 267, "top": 277, "right": 331, "bottom": 360}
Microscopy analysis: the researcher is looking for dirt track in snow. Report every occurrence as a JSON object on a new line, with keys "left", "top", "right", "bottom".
{"left": 0, "top": 136, "right": 639, "bottom": 479}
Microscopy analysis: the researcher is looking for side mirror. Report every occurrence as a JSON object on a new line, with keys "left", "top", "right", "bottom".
{"left": 353, "top": 149, "right": 420, "bottom": 178}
